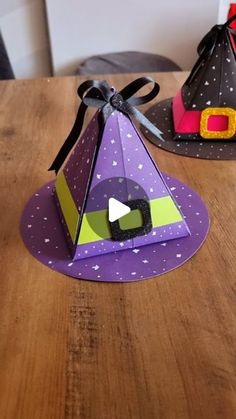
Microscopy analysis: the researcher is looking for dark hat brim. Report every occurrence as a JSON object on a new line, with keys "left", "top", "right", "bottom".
{"left": 142, "top": 98, "right": 236, "bottom": 160}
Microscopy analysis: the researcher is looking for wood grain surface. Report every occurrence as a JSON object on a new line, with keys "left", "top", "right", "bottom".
{"left": 0, "top": 72, "right": 235, "bottom": 419}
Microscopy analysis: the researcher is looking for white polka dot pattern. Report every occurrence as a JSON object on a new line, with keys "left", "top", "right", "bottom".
{"left": 20, "top": 174, "right": 210, "bottom": 282}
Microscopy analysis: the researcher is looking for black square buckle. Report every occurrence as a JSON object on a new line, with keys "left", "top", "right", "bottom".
{"left": 109, "top": 199, "right": 152, "bottom": 241}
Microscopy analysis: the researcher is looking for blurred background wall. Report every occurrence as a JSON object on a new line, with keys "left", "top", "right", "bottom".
{"left": 45, "top": 0, "right": 219, "bottom": 76}
{"left": 0, "top": 0, "right": 232, "bottom": 79}
{"left": 0, "top": 0, "right": 50, "bottom": 78}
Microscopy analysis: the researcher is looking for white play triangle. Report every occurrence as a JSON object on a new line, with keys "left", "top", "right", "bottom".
{"left": 108, "top": 198, "right": 131, "bottom": 222}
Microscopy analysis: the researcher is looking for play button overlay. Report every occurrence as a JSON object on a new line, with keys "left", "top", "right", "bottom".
{"left": 108, "top": 198, "right": 131, "bottom": 222}
{"left": 85, "top": 177, "right": 152, "bottom": 242}
{"left": 109, "top": 198, "right": 152, "bottom": 241}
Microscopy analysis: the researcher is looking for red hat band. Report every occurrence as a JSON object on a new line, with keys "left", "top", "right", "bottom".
{"left": 173, "top": 91, "right": 236, "bottom": 140}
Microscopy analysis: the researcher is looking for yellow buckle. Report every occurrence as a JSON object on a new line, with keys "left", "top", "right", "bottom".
{"left": 200, "top": 107, "right": 236, "bottom": 139}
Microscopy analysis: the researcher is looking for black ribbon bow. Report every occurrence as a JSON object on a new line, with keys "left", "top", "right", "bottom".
{"left": 186, "top": 14, "right": 236, "bottom": 86}
{"left": 49, "top": 76, "right": 163, "bottom": 174}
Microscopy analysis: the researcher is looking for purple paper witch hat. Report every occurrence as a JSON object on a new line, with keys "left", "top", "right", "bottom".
{"left": 143, "top": 16, "right": 236, "bottom": 160}
{"left": 49, "top": 78, "right": 190, "bottom": 260}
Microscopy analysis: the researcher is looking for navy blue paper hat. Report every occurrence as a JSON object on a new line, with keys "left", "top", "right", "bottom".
{"left": 172, "top": 14, "right": 236, "bottom": 141}
{"left": 143, "top": 15, "right": 236, "bottom": 160}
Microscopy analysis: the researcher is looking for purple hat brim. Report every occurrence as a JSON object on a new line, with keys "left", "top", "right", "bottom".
{"left": 20, "top": 173, "right": 210, "bottom": 283}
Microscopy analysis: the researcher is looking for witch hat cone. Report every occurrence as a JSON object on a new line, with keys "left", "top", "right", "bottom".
{"left": 143, "top": 15, "right": 236, "bottom": 159}
{"left": 51, "top": 78, "right": 190, "bottom": 260}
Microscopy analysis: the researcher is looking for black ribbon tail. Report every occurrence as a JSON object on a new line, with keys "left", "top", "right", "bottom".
{"left": 48, "top": 102, "right": 87, "bottom": 174}
{"left": 49, "top": 79, "right": 111, "bottom": 174}
{"left": 135, "top": 108, "right": 164, "bottom": 141}
{"left": 125, "top": 104, "right": 164, "bottom": 141}
{"left": 119, "top": 77, "right": 164, "bottom": 140}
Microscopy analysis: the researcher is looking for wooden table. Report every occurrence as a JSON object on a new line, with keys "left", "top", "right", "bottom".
{"left": 0, "top": 72, "right": 235, "bottom": 419}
